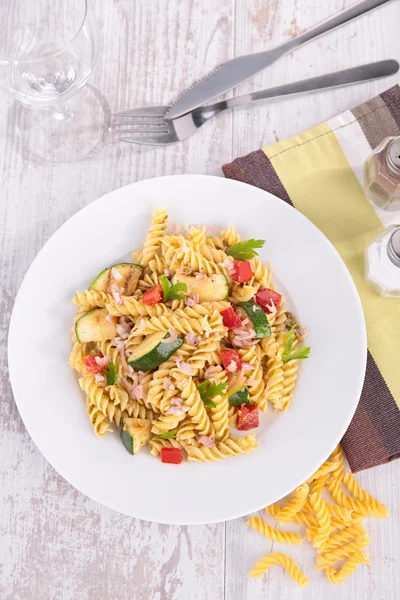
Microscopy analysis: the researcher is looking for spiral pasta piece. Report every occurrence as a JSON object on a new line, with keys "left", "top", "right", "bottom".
{"left": 73, "top": 290, "right": 113, "bottom": 308}
{"left": 69, "top": 342, "right": 89, "bottom": 374}
{"left": 251, "top": 258, "right": 271, "bottom": 288}
{"left": 324, "top": 552, "right": 370, "bottom": 583}
{"left": 329, "top": 445, "right": 345, "bottom": 482}
{"left": 148, "top": 254, "right": 166, "bottom": 275}
{"left": 308, "top": 492, "right": 331, "bottom": 549}
{"left": 221, "top": 225, "right": 240, "bottom": 247}
{"left": 106, "top": 297, "right": 173, "bottom": 317}
{"left": 151, "top": 411, "right": 187, "bottom": 435}
{"left": 79, "top": 376, "right": 124, "bottom": 427}
{"left": 136, "top": 208, "right": 168, "bottom": 266}
{"left": 279, "top": 358, "right": 298, "bottom": 412}
{"left": 327, "top": 478, "right": 384, "bottom": 518}
{"left": 263, "top": 353, "right": 284, "bottom": 410}
{"left": 248, "top": 553, "right": 309, "bottom": 588}
{"left": 247, "top": 516, "right": 303, "bottom": 546}
{"left": 137, "top": 270, "right": 160, "bottom": 292}
{"left": 106, "top": 384, "right": 130, "bottom": 411}
{"left": 207, "top": 367, "right": 229, "bottom": 442}
{"left": 322, "top": 523, "right": 365, "bottom": 552}
{"left": 188, "top": 225, "right": 206, "bottom": 247}
{"left": 148, "top": 437, "right": 184, "bottom": 456}
{"left": 343, "top": 472, "right": 389, "bottom": 518}
{"left": 307, "top": 459, "right": 341, "bottom": 483}
{"left": 275, "top": 483, "right": 309, "bottom": 523}
{"left": 239, "top": 345, "right": 265, "bottom": 409}
{"left": 186, "top": 435, "right": 257, "bottom": 462}
{"left": 86, "top": 397, "right": 112, "bottom": 438}
{"left": 316, "top": 535, "right": 370, "bottom": 570}
{"left": 198, "top": 243, "right": 227, "bottom": 263}
{"left": 231, "top": 283, "right": 258, "bottom": 303}
{"left": 260, "top": 333, "right": 279, "bottom": 359}
{"left": 176, "top": 418, "right": 197, "bottom": 444}
{"left": 187, "top": 332, "right": 224, "bottom": 371}
{"left": 206, "top": 235, "right": 225, "bottom": 250}
{"left": 179, "top": 377, "right": 214, "bottom": 437}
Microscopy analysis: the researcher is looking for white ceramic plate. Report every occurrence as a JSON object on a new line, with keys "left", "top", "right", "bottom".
{"left": 8, "top": 174, "right": 367, "bottom": 524}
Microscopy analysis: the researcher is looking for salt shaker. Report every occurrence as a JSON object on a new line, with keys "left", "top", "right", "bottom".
{"left": 363, "top": 136, "right": 400, "bottom": 209}
{"left": 365, "top": 225, "right": 400, "bottom": 297}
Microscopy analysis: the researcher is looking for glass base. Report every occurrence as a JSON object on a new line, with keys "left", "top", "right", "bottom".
{"left": 15, "top": 85, "right": 111, "bottom": 163}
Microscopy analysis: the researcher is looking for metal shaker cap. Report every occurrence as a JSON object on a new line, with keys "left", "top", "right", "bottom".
{"left": 387, "top": 226, "right": 400, "bottom": 267}
{"left": 387, "top": 137, "right": 400, "bottom": 175}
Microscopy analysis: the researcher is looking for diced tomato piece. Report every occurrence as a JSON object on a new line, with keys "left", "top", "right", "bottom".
{"left": 221, "top": 307, "right": 242, "bottom": 330}
{"left": 232, "top": 260, "right": 253, "bottom": 283}
{"left": 160, "top": 447, "right": 183, "bottom": 464}
{"left": 237, "top": 404, "right": 259, "bottom": 430}
{"left": 220, "top": 349, "right": 242, "bottom": 373}
{"left": 142, "top": 284, "right": 163, "bottom": 305}
{"left": 255, "top": 287, "right": 282, "bottom": 314}
{"left": 84, "top": 354, "right": 105, "bottom": 373}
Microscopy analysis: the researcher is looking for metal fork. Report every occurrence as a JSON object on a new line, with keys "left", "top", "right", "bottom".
{"left": 112, "top": 60, "right": 399, "bottom": 146}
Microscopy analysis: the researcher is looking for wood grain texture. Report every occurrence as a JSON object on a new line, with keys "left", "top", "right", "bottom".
{"left": 0, "top": 0, "right": 399, "bottom": 599}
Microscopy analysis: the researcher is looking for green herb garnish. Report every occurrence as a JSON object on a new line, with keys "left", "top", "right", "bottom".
{"left": 282, "top": 328, "right": 311, "bottom": 363}
{"left": 160, "top": 275, "right": 187, "bottom": 302}
{"left": 152, "top": 430, "right": 177, "bottom": 440}
{"left": 103, "top": 361, "right": 117, "bottom": 385}
{"left": 226, "top": 239, "right": 265, "bottom": 260}
{"left": 228, "top": 387, "right": 251, "bottom": 407}
{"left": 197, "top": 380, "right": 228, "bottom": 409}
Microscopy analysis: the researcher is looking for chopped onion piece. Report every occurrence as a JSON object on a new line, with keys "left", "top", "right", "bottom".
{"left": 94, "top": 355, "right": 111, "bottom": 368}
{"left": 241, "top": 362, "right": 255, "bottom": 372}
{"left": 197, "top": 436, "right": 215, "bottom": 448}
{"left": 111, "top": 267, "right": 123, "bottom": 281}
{"left": 94, "top": 373, "right": 106, "bottom": 385}
{"left": 163, "top": 377, "right": 172, "bottom": 390}
{"left": 226, "top": 360, "right": 237, "bottom": 373}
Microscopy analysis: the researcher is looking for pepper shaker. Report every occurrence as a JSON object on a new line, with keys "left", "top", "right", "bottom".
{"left": 365, "top": 225, "right": 400, "bottom": 297}
{"left": 363, "top": 136, "right": 400, "bottom": 209}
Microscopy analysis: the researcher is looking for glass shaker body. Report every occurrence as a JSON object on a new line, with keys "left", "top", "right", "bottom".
{"left": 365, "top": 225, "right": 400, "bottom": 297}
{"left": 363, "top": 137, "right": 400, "bottom": 210}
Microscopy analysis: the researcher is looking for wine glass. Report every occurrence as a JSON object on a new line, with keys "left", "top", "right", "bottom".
{"left": 0, "top": 0, "right": 109, "bottom": 162}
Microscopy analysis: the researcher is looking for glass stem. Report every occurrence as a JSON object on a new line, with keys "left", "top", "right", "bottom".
{"left": 51, "top": 102, "right": 72, "bottom": 121}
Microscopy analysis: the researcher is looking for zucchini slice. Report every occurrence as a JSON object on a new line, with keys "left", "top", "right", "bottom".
{"left": 227, "top": 371, "right": 246, "bottom": 397}
{"left": 171, "top": 273, "right": 229, "bottom": 302}
{"left": 75, "top": 308, "right": 117, "bottom": 343}
{"left": 127, "top": 331, "right": 184, "bottom": 371}
{"left": 89, "top": 263, "right": 142, "bottom": 296}
{"left": 120, "top": 418, "right": 152, "bottom": 455}
{"left": 238, "top": 302, "right": 271, "bottom": 338}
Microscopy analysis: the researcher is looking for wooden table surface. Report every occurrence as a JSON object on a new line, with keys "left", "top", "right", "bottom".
{"left": 1, "top": 1, "right": 400, "bottom": 598}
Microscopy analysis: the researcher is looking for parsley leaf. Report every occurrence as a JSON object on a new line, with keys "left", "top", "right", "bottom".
{"left": 197, "top": 380, "right": 228, "bottom": 409}
{"left": 228, "top": 387, "right": 251, "bottom": 407}
{"left": 153, "top": 430, "right": 177, "bottom": 440}
{"left": 102, "top": 361, "right": 117, "bottom": 385}
{"left": 282, "top": 328, "right": 311, "bottom": 363}
{"left": 226, "top": 239, "right": 265, "bottom": 260}
{"left": 160, "top": 275, "right": 187, "bottom": 302}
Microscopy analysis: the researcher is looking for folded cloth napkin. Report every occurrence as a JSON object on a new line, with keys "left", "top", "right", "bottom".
{"left": 223, "top": 85, "right": 400, "bottom": 473}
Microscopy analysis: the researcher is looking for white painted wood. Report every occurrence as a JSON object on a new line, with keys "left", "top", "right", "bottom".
{"left": 1, "top": 0, "right": 399, "bottom": 598}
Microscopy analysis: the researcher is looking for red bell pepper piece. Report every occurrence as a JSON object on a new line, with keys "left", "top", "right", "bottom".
{"left": 255, "top": 287, "right": 282, "bottom": 314}
{"left": 237, "top": 404, "right": 259, "bottom": 431}
{"left": 221, "top": 307, "right": 242, "bottom": 330}
{"left": 220, "top": 349, "right": 242, "bottom": 373}
{"left": 84, "top": 354, "right": 105, "bottom": 374}
{"left": 232, "top": 260, "right": 253, "bottom": 283}
{"left": 142, "top": 284, "right": 163, "bottom": 305}
{"left": 160, "top": 447, "right": 183, "bottom": 464}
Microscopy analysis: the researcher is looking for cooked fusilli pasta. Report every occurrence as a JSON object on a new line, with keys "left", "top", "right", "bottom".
{"left": 71, "top": 209, "right": 309, "bottom": 466}
{"left": 248, "top": 553, "right": 309, "bottom": 588}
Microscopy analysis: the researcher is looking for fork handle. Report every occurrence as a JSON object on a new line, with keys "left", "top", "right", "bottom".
{"left": 196, "top": 60, "right": 398, "bottom": 121}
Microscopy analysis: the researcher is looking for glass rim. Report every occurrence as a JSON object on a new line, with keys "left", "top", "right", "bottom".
{"left": 0, "top": 0, "right": 88, "bottom": 65}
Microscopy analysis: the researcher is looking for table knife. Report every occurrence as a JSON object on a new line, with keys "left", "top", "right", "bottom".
{"left": 166, "top": 0, "right": 392, "bottom": 120}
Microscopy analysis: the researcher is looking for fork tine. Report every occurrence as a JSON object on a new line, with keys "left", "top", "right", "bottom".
{"left": 112, "top": 106, "right": 170, "bottom": 118}
{"left": 112, "top": 116, "right": 166, "bottom": 124}
{"left": 116, "top": 127, "right": 170, "bottom": 135}
{"left": 118, "top": 133, "right": 177, "bottom": 146}
{"left": 112, "top": 118, "right": 168, "bottom": 127}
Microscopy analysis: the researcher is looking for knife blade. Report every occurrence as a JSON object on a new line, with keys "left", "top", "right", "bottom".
{"left": 166, "top": 0, "right": 392, "bottom": 120}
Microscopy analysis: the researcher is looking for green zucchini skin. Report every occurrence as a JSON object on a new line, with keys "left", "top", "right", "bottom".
{"left": 238, "top": 302, "right": 271, "bottom": 338}
{"left": 128, "top": 331, "right": 184, "bottom": 371}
